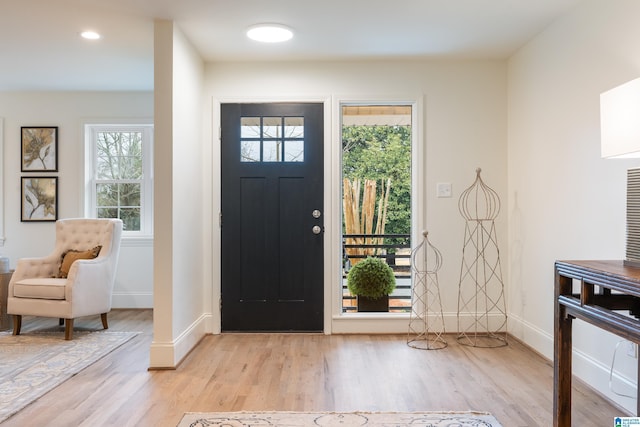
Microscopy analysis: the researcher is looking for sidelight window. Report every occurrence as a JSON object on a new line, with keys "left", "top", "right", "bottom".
{"left": 341, "top": 104, "right": 413, "bottom": 313}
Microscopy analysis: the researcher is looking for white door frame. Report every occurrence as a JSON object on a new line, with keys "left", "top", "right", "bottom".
{"left": 209, "top": 94, "right": 424, "bottom": 335}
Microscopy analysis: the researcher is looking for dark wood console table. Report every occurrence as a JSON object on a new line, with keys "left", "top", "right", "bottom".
{"left": 555, "top": 260, "right": 640, "bottom": 426}
{"left": 0, "top": 270, "right": 13, "bottom": 331}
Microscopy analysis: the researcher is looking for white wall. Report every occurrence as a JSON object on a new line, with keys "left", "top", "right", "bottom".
{"left": 508, "top": 0, "right": 640, "bottom": 413}
{"left": 170, "top": 24, "right": 207, "bottom": 353}
{"left": 150, "top": 20, "right": 206, "bottom": 368}
{"left": 204, "top": 60, "right": 507, "bottom": 333}
{"left": 0, "top": 91, "right": 153, "bottom": 308}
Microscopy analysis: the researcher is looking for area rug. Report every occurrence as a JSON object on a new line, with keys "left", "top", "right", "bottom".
{"left": 0, "top": 329, "right": 138, "bottom": 423}
{"left": 177, "top": 411, "right": 503, "bottom": 426}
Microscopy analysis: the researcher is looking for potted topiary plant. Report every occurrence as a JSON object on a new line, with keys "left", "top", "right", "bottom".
{"left": 346, "top": 256, "right": 396, "bottom": 312}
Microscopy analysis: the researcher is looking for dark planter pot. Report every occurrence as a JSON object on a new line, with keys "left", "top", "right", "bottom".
{"left": 357, "top": 295, "right": 389, "bottom": 312}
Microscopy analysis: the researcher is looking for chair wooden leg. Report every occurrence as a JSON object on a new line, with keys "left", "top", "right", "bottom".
{"left": 64, "top": 319, "right": 74, "bottom": 340}
{"left": 101, "top": 313, "right": 109, "bottom": 330}
{"left": 12, "top": 315, "right": 22, "bottom": 336}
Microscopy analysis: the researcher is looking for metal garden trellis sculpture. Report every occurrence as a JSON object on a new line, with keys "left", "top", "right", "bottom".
{"left": 457, "top": 168, "right": 507, "bottom": 347}
{"left": 407, "top": 230, "right": 447, "bottom": 350}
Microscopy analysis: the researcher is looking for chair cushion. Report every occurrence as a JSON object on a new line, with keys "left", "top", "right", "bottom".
{"left": 13, "top": 278, "right": 67, "bottom": 300}
{"left": 57, "top": 245, "right": 102, "bottom": 278}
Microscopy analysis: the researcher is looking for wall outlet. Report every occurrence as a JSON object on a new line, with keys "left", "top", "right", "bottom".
{"left": 625, "top": 340, "right": 638, "bottom": 358}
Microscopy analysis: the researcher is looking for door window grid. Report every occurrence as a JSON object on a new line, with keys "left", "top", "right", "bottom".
{"left": 241, "top": 116, "right": 304, "bottom": 162}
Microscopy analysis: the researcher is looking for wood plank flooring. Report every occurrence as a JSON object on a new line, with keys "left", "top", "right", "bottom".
{"left": 1, "top": 309, "right": 627, "bottom": 426}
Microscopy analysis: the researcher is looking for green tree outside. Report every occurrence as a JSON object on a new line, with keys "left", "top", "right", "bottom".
{"left": 342, "top": 124, "right": 411, "bottom": 236}
{"left": 95, "top": 131, "right": 143, "bottom": 231}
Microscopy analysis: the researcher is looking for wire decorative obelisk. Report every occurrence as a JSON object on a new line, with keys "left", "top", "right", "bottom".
{"left": 407, "top": 230, "right": 447, "bottom": 350}
{"left": 457, "top": 168, "right": 507, "bottom": 347}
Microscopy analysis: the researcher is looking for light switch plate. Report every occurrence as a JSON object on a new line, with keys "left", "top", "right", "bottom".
{"left": 437, "top": 182, "right": 452, "bottom": 198}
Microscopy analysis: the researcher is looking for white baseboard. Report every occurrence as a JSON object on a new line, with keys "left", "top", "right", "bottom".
{"left": 149, "top": 312, "right": 212, "bottom": 369}
{"left": 507, "top": 312, "right": 553, "bottom": 358}
{"left": 509, "top": 313, "right": 637, "bottom": 415}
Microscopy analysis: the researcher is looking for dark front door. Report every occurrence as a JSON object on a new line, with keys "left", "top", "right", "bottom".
{"left": 221, "top": 103, "right": 324, "bottom": 331}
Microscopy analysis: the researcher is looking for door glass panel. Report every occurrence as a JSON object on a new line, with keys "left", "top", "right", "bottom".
{"left": 284, "top": 140, "right": 304, "bottom": 162}
{"left": 263, "top": 140, "right": 281, "bottom": 162}
{"left": 285, "top": 117, "right": 304, "bottom": 138}
{"left": 241, "top": 140, "right": 260, "bottom": 162}
{"left": 263, "top": 117, "right": 282, "bottom": 138}
{"left": 241, "top": 117, "right": 261, "bottom": 138}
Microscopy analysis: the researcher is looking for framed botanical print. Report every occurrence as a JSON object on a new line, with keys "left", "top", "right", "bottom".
{"left": 21, "top": 176, "right": 58, "bottom": 222}
{"left": 21, "top": 126, "right": 58, "bottom": 172}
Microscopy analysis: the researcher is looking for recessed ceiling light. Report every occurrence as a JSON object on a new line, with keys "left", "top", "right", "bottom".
{"left": 80, "top": 31, "right": 101, "bottom": 40}
{"left": 246, "top": 24, "right": 293, "bottom": 43}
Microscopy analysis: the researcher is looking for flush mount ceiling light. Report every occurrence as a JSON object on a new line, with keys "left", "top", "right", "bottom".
{"left": 80, "top": 30, "right": 101, "bottom": 40}
{"left": 246, "top": 24, "right": 293, "bottom": 43}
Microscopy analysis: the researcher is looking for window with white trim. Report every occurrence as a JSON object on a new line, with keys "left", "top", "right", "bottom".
{"left": 85, "top": 124, "right": 153, "bottom": 236}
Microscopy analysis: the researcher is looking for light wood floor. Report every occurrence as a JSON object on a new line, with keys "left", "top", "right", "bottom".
{"left": 2, "top": 309, "right": 627, "bottom": 426}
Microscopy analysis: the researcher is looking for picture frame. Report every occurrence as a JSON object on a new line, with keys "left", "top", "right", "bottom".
{"left": 21, "top": 176, "right": 58, "bottom": 222}
{"left": 21, "top": 126, "right": 58, "bottom": 172}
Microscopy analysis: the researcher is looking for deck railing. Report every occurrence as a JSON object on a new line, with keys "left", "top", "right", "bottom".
{"left": 342, "top": 233, "right": 411, "bottom": 313}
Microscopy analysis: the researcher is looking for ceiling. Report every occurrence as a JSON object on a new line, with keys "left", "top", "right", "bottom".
{"left": 0, "top": 0, "right": 583, "bottom": 91}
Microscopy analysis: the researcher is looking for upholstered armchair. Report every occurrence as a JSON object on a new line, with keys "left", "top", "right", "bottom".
{"left": 7, "top": 218, "right": 123, "bottom": 340}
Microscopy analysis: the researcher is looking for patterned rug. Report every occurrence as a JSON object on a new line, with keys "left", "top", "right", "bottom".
{"left": 0, "top": 329, "right": 137, "bottom": 423}
{"left": 177, "top": 411, "right": 503, "bottom": 426}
